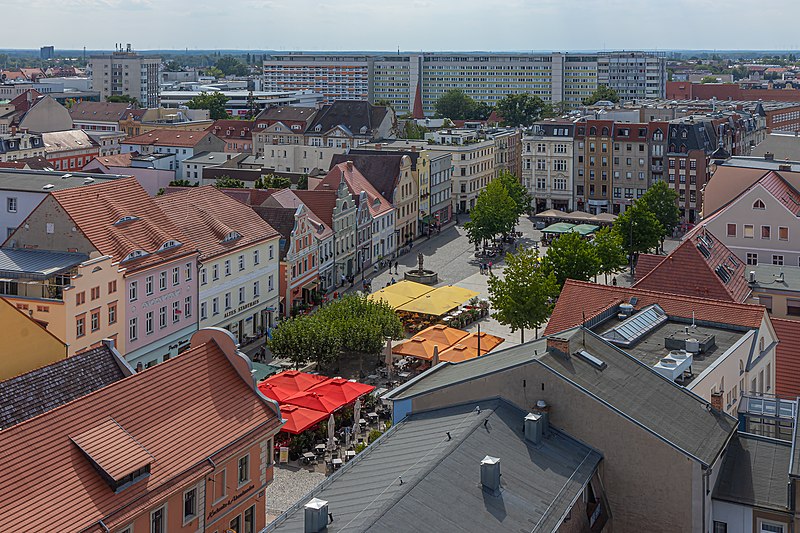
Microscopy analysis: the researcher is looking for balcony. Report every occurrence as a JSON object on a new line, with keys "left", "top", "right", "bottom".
{"left": 0, "top": 248, "right": 87, "bottom": 301}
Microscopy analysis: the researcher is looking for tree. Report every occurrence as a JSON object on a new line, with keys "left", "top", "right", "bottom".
{"left": 215, "top": 55, "right": 247, "bottom": 76}
{"left": 164, "top": 60, "right": 182, "bottom": 71}
{"left": 488, "top": 248, "right": 558, "bottom": 342}
{"left": 214, "top": 175, "right": 245, "bottom": 189}
{"left": 638, "top": 181, "right": 680, "bottom": 251}
{"left": 593, "top": 227, "right": 627, "bottom": 284}
{"left": 185, "top": 91, "right": 229, "bottom": 120}
{"left": 255, "top": 174, "right": 291, "bottom": 189}
{"left": 168, "top": 179, "right": 198, "bottom": 187}
{"left": 374, "top": 98, "right": 393, "bottom": 108}
{"left": 204, "top": 66, "right": 224, "bottom": 79}
{"left": 464, "top": 179, "right": 517, "bottom": 246}
{"left": 434, "top": 89, "right": 491, "bottom": 120}
{"left": 106, "top": 94, "right": 139, "bottom": 106}
{"left": 495, "top": 93, "right": 548, "bottom": 127}
{"left": 700, "top": 75, "right": 719, "bottom": 84}
{"left": 496, "top": 170, "right": 532, "bottom": 217}
{"left": 582, "top": 85, "right": 620, "bottom": 105}
{"left": 541, "top": 232, "right": 600, "bottom": 288}
{"left": 402, "top": 120, "right": 427, "bottom": 140}
{"left": 612, "top": 202, "right": 663, "bottom": 273}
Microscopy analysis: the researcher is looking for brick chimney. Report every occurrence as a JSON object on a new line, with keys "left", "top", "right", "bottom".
{"left": 546, "top": 335, "right": 571, "bottom": 358}
{"left": 10, "top": 125, "right": 17, "bottom": 137}
{"left": 346, "top": 160, "right": 353, "bottom": 171}
{"left": 710, "top": 391, "right": 723, "bottom": 412}
{"left": 374, "top": 143, "right": 381, "bottom": 151}
{"left": 764, "top": 152, "right": 774, "bottom": 161}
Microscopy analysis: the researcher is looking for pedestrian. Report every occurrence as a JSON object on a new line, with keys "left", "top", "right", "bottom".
{"left": 391, "top": 277, "right": 396, "bottom": 285}
{"left": 341, "top": 274, "right": 346, "bottom": 286}
{"left": 488, "top": 261, "right": 493, "bottom": 274}
{"left": 373, "top": 263, "right": 378, "bottom": 274}
{"left": 612, "top": 277, "right": 617, "bottom": 286}
{"left": 394, "top": 261, "right": 398, "bottom": 274}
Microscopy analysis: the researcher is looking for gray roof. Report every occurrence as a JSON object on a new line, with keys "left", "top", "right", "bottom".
{"left": 182, "top": 151, "right": 238, "bottom": 165}
{"left": 719, "top": 157, "right": 800, "bottom": 173}
{"left": 306, "top": 101, "right": 388, "bottom": 138}
{"left": 0, "top": 248, "right": 88, "bottom": 279}
{"left": 0, "top": 344, "right": 132, "bottom": 430}
{"left": 0, "top": 168, "right": 124, "bottom": 193}
{"left": 749, "top": 264, "right": 800, "bottom": 293}
{"left": 714, "top": 434, "right": 792, "bottom": 512}
{"left": 268, "top": 399, "right": 601, "bottom": 533}
{"left": 387, "top": 328, "right": 737, "bottom": 467}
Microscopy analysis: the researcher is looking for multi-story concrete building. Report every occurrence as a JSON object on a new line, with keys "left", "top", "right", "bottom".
{"left": 89, "top": 44, "right": 160, "bottom": 108}
{"left": 121, "top": 128, "right": 226, "bottom": 176}
{"left": 263, "top": 51, "right": 667, "bottom": 115}
{"left": 666, "top": 116, "right": 718, "bottom": 224}
{"left": 426, "top": 130, "right": 496, "bottom": 214}
{"left": 611, "top": 123, "right": 650, "bottom": 213}
{"left": 574, "top": 120, "right": 615, "bottom": 214}
{"left": 486, "top": 127, "right": 522, "bottom": 179}
{"left": 523, "top": 122, "right": 575, "bottom": 212}
{"left": 156, "top": 187, "right": 281, "bottom": 342}
{"left": 428, "top": 151, "right": 453, "bottom": 226}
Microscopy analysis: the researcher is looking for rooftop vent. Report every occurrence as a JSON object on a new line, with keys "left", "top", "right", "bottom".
{"left": 524, "top": 413, "right": 543, "bottom": 445}
{"left": 83, "top": 177, "right": 94, "bottom": 184}
{"left": 576, "top": 350, "right": 607, "bottom": 370}
{"left": 61, "top": 173, "right": 72, "bottom": 179}
{"left": 480, "top": 456, "right": 501, "bottom": 495}
{"left": 304, "top": 498, "right": 329, "bottom": 533}
{"left": 42, "top": 184, "right": 54, "bottom": 190}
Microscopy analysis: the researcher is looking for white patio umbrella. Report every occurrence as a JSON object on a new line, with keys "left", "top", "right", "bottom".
{"left": 326, "top": 413, "right": 336, "bottom": 452}
{"left": 432, "top": 345, "right": 440, "bottom": 366}
{"left": 384, "top": 339, "right": 393, "bottom": 376}
{"left": 353, "top": 398, "right": 362, "bottom": 441}
{"left": 345, "top": 426, "right": 351, "bottom": 448}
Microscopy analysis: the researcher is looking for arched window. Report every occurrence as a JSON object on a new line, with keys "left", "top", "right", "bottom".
{"left": 759, "top": 337, "right": 765, "bottom": 352}
{"left": 602, "top": 127, "right": 609, "bottom": 135}
{"left": 739, "top": 360, "right": 744, "bottom": 375}
{"left": 753, "top": 199, "right": 766, "bottom": 210}
{"left": 589, "top": 127, "right": 597, "bottom": 135}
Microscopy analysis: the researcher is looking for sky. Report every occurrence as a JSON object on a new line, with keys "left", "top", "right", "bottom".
{"left": 1, "top": 0, "right": 800, "bottom": 52}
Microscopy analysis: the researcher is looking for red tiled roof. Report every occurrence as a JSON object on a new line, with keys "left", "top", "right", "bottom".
{"left": 208, "top": 119, "right": 255, "bottom": 140}
{"left": 69, "top": 101, "right": 132, "bottom": 123}
{"left": 123, "top": 128, "right": 218, "bottom": 148}
{"left": 51, "top": 177, "right": 195, "bottom": 271}
{"left": 634, "top": 230, "right": 751, "bottom": 302}
{"left": 8, "top": 89, "right": 42, "bottom": 116}
{"left": 42, "top": 130, "right": 97, "bottom": 154}
{"left": 320, "top": 163, "right": 393, "bottom": 217}
{"left": 633, "top": 254, "right": 665, "bottom": 281}
{"left": 0, "top": 333, "right": 282, "bottom": 530}
{"left": 760, "top": 171, "right": 800, "bottom": 216}
{"left": 154, "top": 185, "right": 279, "bottom": 261}
{"left": 772, "top": 318, "right": 800, "bottom": 398}
{"left": 266, "top": 188, "right": 337, "bottom": 228}
{"left": 544, "top": 279, "right": 766, "bottom": 336}
{"left": 87, "top": 152, "right": 135, "bottom": 169}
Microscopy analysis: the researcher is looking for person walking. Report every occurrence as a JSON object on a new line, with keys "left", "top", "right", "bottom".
{"left": 488, "top": 261, "right": 493, "bottom": 275}
{"left": 394, "top": 261, "right": 398, "bottom": 274}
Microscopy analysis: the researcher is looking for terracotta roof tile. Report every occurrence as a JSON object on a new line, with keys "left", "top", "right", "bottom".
{"left": 329, "top": 153, "right": 404, "bottom": 203}
{"left": 265, "top": 188, "right": 337, "bottom": 228}
{"left": 545, "top": 280, "right": 765, "bottom": 336}
{"left": 633, "top": 254, "right": 665, "bottom": 281}
{"left": 634, "top": 230, "right": 751, "bottom": 302}
{"left": 773, "top": 318, "right": 800, "bottom": 398}
{"left": 208, "top": 119, "right": 255, "bottom": 141}
{"left": 70, "top": 417, "right": 153, "bottom": 481}
{"left": 87, "top": 152, "right": 135, "bottom": 169}
{"left": 69, "top": 101, "right": 133, "bottom": 123}
{"left": 51, "top": 177, "right": 196, "bottom": 272}
{"left": 155, "top": 186, "right": 279, "bottom": 260}
{"left": 0, "top": 335, "right": 281, "bottom": 530}
{"left": 761, "top": 171, "right": 800, "bottom": 216}
{"left": 320, "top": 163, "right": 393, "bottom": 217}
{"left": 123, "top": 128, "right": 219, "bottom": 148}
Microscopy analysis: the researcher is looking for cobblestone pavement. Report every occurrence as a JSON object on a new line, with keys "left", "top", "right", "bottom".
{"left": 265, "top": 465, "right": 326, "bottom": 521}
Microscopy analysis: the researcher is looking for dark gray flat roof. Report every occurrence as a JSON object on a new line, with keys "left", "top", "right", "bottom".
{"left": 0, "top": 248, "right": 88, "bottom": 279}
{"left": 749, "top": 264, "right": 800, "bottom": 293}
{"left": 714, "top": 434, "right": 792, "bottom": 512}
{"left": 268, "top": 399, "right": 601, "bottom": 533}
{"left": 0, "top": 169, "right": 124, "bottom": 193}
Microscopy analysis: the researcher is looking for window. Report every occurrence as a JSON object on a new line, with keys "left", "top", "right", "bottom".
{"left": 129, "top": 281, "right": 137, "bottom": 302}
{"left": 773, "top": 255, "right": 784, "bottom": 266}
{"left": 269, "top": 245, "right": 274, "bottom": 260}
{"left": 244, "top": 506, "right": 256, "bottom": 533}
{"left": 238, "top": 454, "right": 250, "bottom": 485}
{"left": 6, "top": 197, "right": 17, "bottom": 213}
{"left": 713, "top": 521, "right": 727, "bottom": 533}
{"left": 224, "top": 260, "right": 231, "bottom": 276}
{"left": 129, "top": 317, "right": 137, "bottom": 341}
{"left": 76, "top": 316, "right": 85, "bottom": 337}
{"left": 268, "top": 274, "right": 274, "bottom": 291}
{"left": 759, "top": 522, "right": 784, "bottom": 533}
{"left": 145, "top": 275, "right": 154, "bottom": 295}
{"left": 212, "top": 297, "right": 219, "bottom": 315}
{"left": 90, "top": 286, "right": 100, "bottom": 300}
{"left": 761, "top": 226, "right": 771, "bottom": 240}
{"left": 172, "top": 301, "right": 180, "bottom": 323}
{"left": 726, "top": 224, "right": 736, "bottom": 237}
{"left": 200, "top": 268, "right": 207, "bottom": 285}
{"left": 185, "top": 263, "right": 192, "bottom": 281}
{"left": 184, "top": 296, "right": 192, "bottom": 318}
{"left": 779, "top": 226, "right": 789, "bottom": 241}
{"left": 159, "top": 306, "right": 167, "bottom": 328}
{"left": 108, "top": 303, "right": 117, "bottom": 325}
{"left": 753, "top": 199, "right": 766, "bottom": 210}
{"left": 172, "top": 267, "right": 179, "bottom": 286}
{"left": 146, "top": 311, "right": 153, "bottom": 335}
{"left": 108, "top": 280, "right": 117, "bottom": 294}
{"left": 184, "top": 487, "right": 197, "bottom": 522}
{"left": 159, "top": 271, "right": 167, "bottom": 291}
{"left": 253, "top": 249, "right": 260, "bottom": 265}
{"left": 76, "top": 291, "right": 86, "bottom": 306}
{"left": 230, "top": 516, "right": 242, "bottom": 533}
{"left": 151, "top": 506, "right": 166, "bottom": 533}
{"left": 767, "top": 362, "right": 772, "bottom": 391}
{"left": 225, "top": 292, "right": 231, "bottom": 310}
{"left": 239, "top": 286, "right": 245, "bottom": 305}
{"left": 91, "top": 310, "right": 99, "bottom": 332}
{"left": 787, "top": 299, "right": 800, "bottom": 317}
{"left": 744, "top": 224, "right": 754, "bottom": 238}
{"left": 760, "top": 295, "right": 773, "bottom": 312}
{"left": 747, "top": 253, "right": 758, "bottom": 266}
{"left": 213, "top": 264, "right": 219, "bottom": 280}
{"left": 254, "top": 281, "right": 260, "bottom": 298}
{"left": 238, "top": 254, "right": 245, "bottom": 271}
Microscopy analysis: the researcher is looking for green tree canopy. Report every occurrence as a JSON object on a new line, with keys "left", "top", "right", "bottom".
{"left": 496, "top": 170, "right": 532, "bottom": 218}
{"left": 541, "top": 232, "right": 600, "bottom": 288}
{"left": 488, "top": 248, "right": 559, "bottom": 342}
{"left": 164, "top": 60, "right": 182, "bottom": 71}
{"left": 592, "top": 226, "right": 628, "bottom": 284}
{"left": 582, "top": 85, "right": 620, "bottom": 105}
{"left": 613, "top": 202, "right": 663, "bottom": 271}
{"left": 106, "top": 94, "right": 140, "bottom": 106}
{"left": 255, "top": 174, "right": 291, "bottom": 189}
{"left": 464, "top": 179, "right": 518, "bottom": 246}
{"left": 204, "top": 66, "right": 224, "bottom": 79}
{"left": 434, "top": 89, "right": 491, "bottom": 120}
{"left": 215, "top": 55, "right": 248, "bottom": 76}
{"left": 214, "top": 175, "right": 245, "bottom": 189}
{"left": 700, "top": 75, "right": 719, "bottom": 84}
{"left": 496, "top": 93, "right": 548, "bottom": 127}
{"left": 168, "top": 179, "right": 198, "bottom": 187}
{"left": 185, "top": 91, "right": 229, "bottom": 120}
{"left": 638, "top": 180, "right": 680, "bottom": 251}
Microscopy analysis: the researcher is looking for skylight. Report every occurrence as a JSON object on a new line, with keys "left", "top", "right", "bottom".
{"left": 114, "top": 215, "right": 139, "bottom": 225}
{"left": 602, "top": 304, "right": 668, "bottom": 346}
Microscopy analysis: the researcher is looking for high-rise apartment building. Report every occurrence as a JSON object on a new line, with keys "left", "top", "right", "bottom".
{"left": 263, "top": 51, "right": 666, "bottom": 115}
{"left": 89, "top": 44, "right": 160, "bottom": 108}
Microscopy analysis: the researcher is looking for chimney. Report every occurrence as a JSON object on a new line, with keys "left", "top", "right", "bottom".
{"left": 10, "top": 125, "right": 17, "bottom": 137}
{"left": 480, "top": 456, "right": 501, "bottom": 495}
{"left": 749, "top": 270, "right": 756, "bottom": 283}
{"left": 546, "top": 335, "right": 571, "bottom": 358}
{"left": 346, "top": 160, "right": 353, "bottom": 171}
{"left": 410, "top": 145, "right": 417, "bottom": 152}
{"left": 532, "top": 400, "right": 551, "bottom": 436}
{"left": 779, "top": 164, "right": 792, "bottom": 172}
{"left": 764, "top": 152, "right": 774, "bottom": 161}
{"left": 710, "top": 391, "right": 723, "bottom": 412}
{"left": 523, "top": 413, "right": 543, "bottom": 445}
{"left": 375, "top": 143, "right": 381, "bottom": 151}
{"left": 304, "top": 498, "right": 329, "bottom": 533}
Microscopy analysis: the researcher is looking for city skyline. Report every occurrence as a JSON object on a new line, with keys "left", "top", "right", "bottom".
{"left": 1, "top": 0, "right": 799, "bottom": 52}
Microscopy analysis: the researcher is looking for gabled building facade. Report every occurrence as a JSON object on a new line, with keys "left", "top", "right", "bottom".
{"left": 523, "top": 122, "right": 575, "bottom": 212}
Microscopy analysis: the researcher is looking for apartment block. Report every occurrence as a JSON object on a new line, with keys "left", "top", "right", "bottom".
{"left": 523, "top": 122, "right": 575, "bottom": 211}
{"left": 89, "top": 45, "right": 160, "bottom": 108}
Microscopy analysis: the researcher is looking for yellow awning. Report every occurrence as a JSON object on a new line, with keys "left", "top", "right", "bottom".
{"left": 379, "top": 280, "right": 435, "bottom": 299}
{"left": 368, "top": 290, "right": 414, "bottom": 309}
{"left": 396, "top": 285, "right": 479, "bottom": 316}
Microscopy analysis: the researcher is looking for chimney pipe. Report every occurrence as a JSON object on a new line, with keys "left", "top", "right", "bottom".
{"left": 480, "top": 456, "right": 501, "bottom": 495}
{"left": 546, "top": 336, "right": 571, "bottom": 358}
{"left": 304, "top": 498, "right": 329, "bottom": 533}
{"left": 532, "top": 400, "right": 551, "bottom": 436}
{"left": 524, "top": 413, "right": 543, "bottom": 445}
{"left": 346, "top": 160, "right": 353, "bottom": 171}
{"left": 764, "top": 152, "right": 774, "bottom": 161}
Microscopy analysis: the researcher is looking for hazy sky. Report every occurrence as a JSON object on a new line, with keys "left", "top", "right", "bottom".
{"left": 2, "top": 0, "right": 799, "bottom": 51}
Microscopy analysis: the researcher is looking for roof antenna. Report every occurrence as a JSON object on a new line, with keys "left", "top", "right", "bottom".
{"left": 582, "top": 310, "right": 586, "bottom": 345}
{"left": 692, "top": 311, "right": 696, "bottom": 329}
{"left": 446, "top": 431, "right": 451, "bottom": 441}
{"left": 475, "top": 405, "right": 481, "bottom": 414}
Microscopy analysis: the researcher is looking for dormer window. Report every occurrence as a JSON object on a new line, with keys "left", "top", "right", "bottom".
{"left": 158, "top": 239, "right": 182, "bottom": 252}
{"left": 221, "top": 231, "right": 242, "bottom": 243}
{"left": 122, "top": 250, "right": 148, "bottom": 262}
{"left": 114, "top": 215, "right": 139, "bottom": 225}
{"left": 315, "top": 124, "right": 322, "bottom": 132}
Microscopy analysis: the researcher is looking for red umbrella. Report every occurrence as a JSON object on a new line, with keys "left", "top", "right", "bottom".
{"left": 282, "top": 390, "right": 341, "bottom": 414}
{"left": 264, "top": 370, "right": 331, "bottom": 394}
{"left": 258, "top": 382, "right": 298, "bottom": 403}
{"left": 307, "top": 377, "right": 375, "bottom": 406}
{"left": 279, "top": 404, "right": 329, "bottom": 435}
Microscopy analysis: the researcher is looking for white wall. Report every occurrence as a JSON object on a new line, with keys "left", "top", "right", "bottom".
{"left": 712, "top": 499, "right": 752, "bottom": 533}
{"left": 0, "top": 191, "right": 46, "bottom": 240}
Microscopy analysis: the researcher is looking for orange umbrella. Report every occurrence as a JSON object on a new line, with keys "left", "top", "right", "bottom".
{"left": 391, "top": 337, "right": 443, "bottom": 361}
{"left": 414, "top": 325, "right": 469, "bottom": 347}
{"left": 458, "top": 332, "right": 504, "bottom": 355}
{"left": 439, "top": 332, "right": 504, "bottom": 362}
